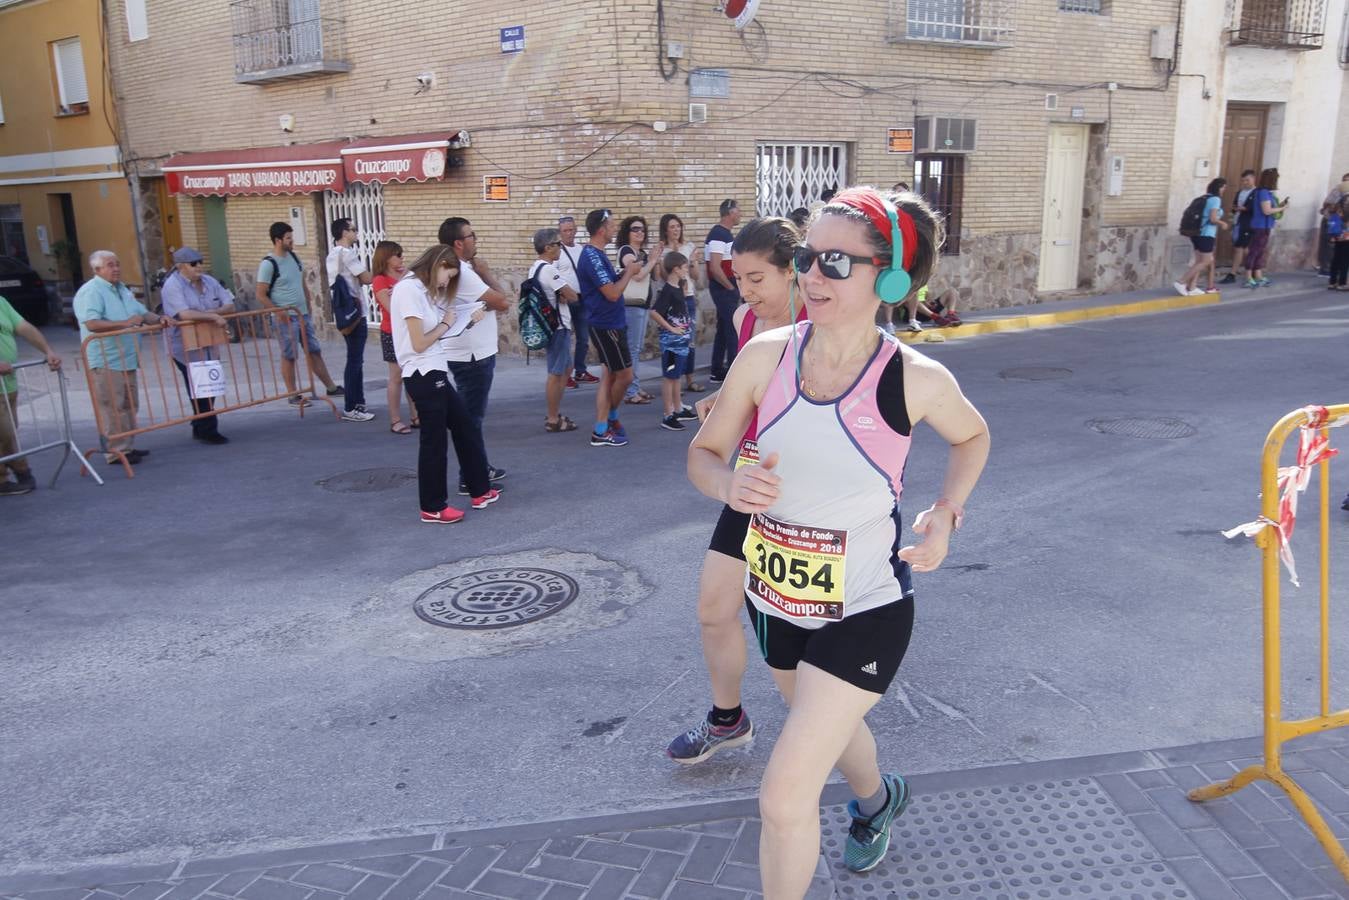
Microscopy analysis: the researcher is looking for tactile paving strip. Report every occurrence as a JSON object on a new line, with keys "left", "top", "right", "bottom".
{"left": 821, "top": 777, "right": 1194, "bottom": 899}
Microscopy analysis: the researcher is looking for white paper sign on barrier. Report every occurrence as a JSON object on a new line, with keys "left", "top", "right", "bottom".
{"left": 189, "top": 360, "right": 227, "bottom": 399}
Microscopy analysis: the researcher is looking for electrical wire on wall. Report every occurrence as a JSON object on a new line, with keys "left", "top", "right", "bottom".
{"left": 656, "top": 0, "right": 678, "bottom": 81}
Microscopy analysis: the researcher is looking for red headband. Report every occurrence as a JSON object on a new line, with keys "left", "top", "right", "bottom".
{"left": 831, "top": 188, "right": 918, "bottom": 273}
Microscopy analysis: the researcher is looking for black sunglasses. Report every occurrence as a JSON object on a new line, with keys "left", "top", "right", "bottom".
{"left": 546, "top": 240, "right": 563, "bottom": 247}
{"left": 793, "top": 246, "right": 882, "bottom": 280}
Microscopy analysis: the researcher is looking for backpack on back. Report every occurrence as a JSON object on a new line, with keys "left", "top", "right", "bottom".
{"left": 1179, "top": 195, "right": 1209, "bottom": 237}
{"left": 1329, "top": 196, "right": 1348, "bottom": 239}
{"left": 518, "top": 268, "right": 561, "bottom": 351}
{"left": 263, "top": 250, "right": 305, "bottom": 294}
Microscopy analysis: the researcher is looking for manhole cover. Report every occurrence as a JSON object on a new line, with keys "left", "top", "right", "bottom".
{"left": 317, "top": 467, "right": 417, "bottom": 493}
{"left": 414, "top": 568, "right": 579, "bottom": 630}
{"left": 999, "top": 366, "right": 1072, "bottom": 381}
{"left": 1088, "top": 416, "right": 1197, "bottom": 439}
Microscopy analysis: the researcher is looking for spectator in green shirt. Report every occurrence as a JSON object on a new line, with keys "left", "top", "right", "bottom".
{"left": 0, "top": 296, "right": 62, "bottom": 495}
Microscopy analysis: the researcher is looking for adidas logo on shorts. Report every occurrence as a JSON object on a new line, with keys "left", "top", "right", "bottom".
{"left": 861, "top": 661, "right": 878, "bottom": 675}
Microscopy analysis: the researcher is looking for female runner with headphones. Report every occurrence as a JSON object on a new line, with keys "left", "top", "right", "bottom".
{"left": 687, "top": 188, "right": 989, "bottom": 896}
{"left": 667, "top": 217, "right": 807, "bottom": 764}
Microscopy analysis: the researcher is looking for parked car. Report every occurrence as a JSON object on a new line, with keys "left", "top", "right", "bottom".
{"left": 0, "top": 256, "right": 54, "bottom": 325}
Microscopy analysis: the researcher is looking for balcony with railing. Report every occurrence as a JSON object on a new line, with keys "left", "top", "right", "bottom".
{"left": 1229, "top": 0, "right": 1325, "bottom": 49}
{"left": 889, "top": 0, "right": 1015, "bottom": 48}
{"left": 230, "top": 0, "right": 352, "bottom": 84}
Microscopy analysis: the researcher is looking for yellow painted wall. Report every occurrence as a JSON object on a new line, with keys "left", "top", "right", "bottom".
{"left": 0, "top": 178, "right": 141, "bottom": 284}
{"left": 0, "top": 0, "right": 119, "bottom": 158}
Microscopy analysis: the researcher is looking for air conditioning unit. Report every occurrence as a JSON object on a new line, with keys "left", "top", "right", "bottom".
{"left": 913, "top": 116, "right": 977, "bottom": 153}
{"left": 689, "top": 103, "right": 708, "bottom": 124}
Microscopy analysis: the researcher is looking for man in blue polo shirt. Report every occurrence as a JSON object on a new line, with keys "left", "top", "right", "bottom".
{"left": 74, "top": 250, "right": 165, "bottom": 464}
{"left": 577, "top": 208, "right": 641, "bottom": 447}
{"left": 161, "top": 246, "right": 234, "bottom": 445}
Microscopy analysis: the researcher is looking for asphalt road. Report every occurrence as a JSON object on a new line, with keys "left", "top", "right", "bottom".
{"left": 4, "top": 283, "right": 1347, "bottom": 876}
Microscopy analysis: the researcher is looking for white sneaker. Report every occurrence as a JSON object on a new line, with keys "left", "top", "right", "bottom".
{"left": 883, "top": 321, "right": 897, "bottom": 335}
{"left": 906, "top": 319, "right": 923, "bottom": 333}
{"left": 341, "top": 409, "right": 375, "bottom": 422}
{"left": 1188, "top": 287, "right": 1210, "bottom": 296}
{"left": 1172, "top": 281, "right": 1189, "bottom": 296}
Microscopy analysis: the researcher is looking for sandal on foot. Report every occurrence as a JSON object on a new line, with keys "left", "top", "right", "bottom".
{"left": 390, "top": 421, "right": 413, "bottom": 435}
{"left": 624, "top": 393, "right": 653, "bottom": 405}
{"left": 684, "top": 381, "right": 707, "bottom": 392}
{"left": 545, "top": 416, "right": 578, "bottom": 432}
{"left": 409, "top": 417, "right": 420, "bottom": 429}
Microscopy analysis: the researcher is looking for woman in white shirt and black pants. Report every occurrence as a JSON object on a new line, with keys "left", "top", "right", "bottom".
{"left": 390, "top": 245, "right": 499, "bottom": 524}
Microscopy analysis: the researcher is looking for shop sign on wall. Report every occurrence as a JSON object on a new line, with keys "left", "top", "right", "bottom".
{"left": 483, "top": 175, "right": 510, "bottom": 202}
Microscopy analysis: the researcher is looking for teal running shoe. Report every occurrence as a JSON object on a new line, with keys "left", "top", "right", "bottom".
{"left": 844, "top": 772, "right": 910, "bottom": 873}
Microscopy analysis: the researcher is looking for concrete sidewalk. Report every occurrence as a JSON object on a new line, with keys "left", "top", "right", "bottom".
{"left": 6, "top": 731, "right": 1349, "bottom": 900}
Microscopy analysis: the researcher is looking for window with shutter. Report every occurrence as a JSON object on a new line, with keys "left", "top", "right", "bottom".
{"left": 52, "top": 37, "right": 90, "bottom": 112}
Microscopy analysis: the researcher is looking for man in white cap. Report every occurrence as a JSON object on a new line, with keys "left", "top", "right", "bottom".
{"left": 161, "top": 247, "right": 234, "bottom": 444}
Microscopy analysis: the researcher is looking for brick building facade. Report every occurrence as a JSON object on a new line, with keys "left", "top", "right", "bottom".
{"left": 105, "top": 0, "right": 1185, "bottom": 349}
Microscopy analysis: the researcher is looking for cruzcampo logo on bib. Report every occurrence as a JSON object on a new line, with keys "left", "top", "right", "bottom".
{"left": 734, "top": 438, "right": 760, "bottom": 470}
{"left": 743, "top": 513, "right": 847, "bottom": 620}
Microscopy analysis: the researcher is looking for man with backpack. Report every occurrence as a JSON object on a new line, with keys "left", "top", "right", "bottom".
{"left": 255, "top": 222, "right": 341, "bottom": 407}
{"left": 525, "top": 227, "right": 578, "bottom": 432}
{"left": 325, "top": 218, "right": 375, "bottom": 422}
{"left": 1221, "top": 170, "right": 1258, "bottom": 285}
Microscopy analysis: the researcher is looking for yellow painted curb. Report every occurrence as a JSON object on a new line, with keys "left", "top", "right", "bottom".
{"left": 897, "top": 291, "right": 1221, "bottom": 344}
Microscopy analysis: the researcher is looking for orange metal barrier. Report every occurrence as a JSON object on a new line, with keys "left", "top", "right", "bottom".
{"left": 1190, "top": 404, "right": 1349, "bottom": 881}
{"left": 80, "top": 308, "right": 338, "bottom": 477}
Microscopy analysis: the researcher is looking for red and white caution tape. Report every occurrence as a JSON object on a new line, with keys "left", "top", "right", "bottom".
{"left": 1223, "top": 406, "right": 1345, "bottom": 587}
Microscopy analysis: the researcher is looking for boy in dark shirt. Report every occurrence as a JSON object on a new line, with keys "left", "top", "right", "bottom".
{"left": 651, "top": 251, "right": 697, "bottom": 431}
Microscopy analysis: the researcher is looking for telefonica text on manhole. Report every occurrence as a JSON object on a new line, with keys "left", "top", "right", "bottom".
{"left": 413, "top": 568, "right": 579, "bottom": 630}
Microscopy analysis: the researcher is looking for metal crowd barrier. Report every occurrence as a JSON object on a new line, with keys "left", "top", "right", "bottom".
{"left": 80, "top": 308, "right": 339, "bottom": 478}
{"left": 1190, "top": 404, "right": 1349, "bottom": 881}
{"left": 0, "top": 359, "right": 103, "bottom": 486}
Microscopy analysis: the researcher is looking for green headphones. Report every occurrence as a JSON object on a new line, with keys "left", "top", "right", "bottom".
{"left": 874, "top": 203, "right": 912, "bottom": 306}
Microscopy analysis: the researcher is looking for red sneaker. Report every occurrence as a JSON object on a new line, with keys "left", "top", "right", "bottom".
{"left": 420, "top": 506, "right": 465, "bottom": 525}
{"left": 575, "top": 371, "right": 600, "bottom": 384}
{"left": 471, "top": 488, "right": 502, "bottom": 510}
{"left": 566, "top": 376, "right": 578, "bottom": 389}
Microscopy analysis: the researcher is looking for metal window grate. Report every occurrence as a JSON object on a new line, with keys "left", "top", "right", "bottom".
{"left": 230, "top": 0, "right": 350, "bottom": 81}
{"left": 755, "top": 143, "right": 849, "bottom": 217}
{"left": 323, "top": 182, "right": 385, "bottom": 327}
{"left": 891, "top": 0, "right": 1015, "bottom": 47}
{"left": 1058, "top": 0, "right": 1102, "bottom": 13}
{"left": 1230, "top": 0, "right": 1325, "bottom": 48}
{"left": 914, "top": 155, "right": 964, "bottom": 255}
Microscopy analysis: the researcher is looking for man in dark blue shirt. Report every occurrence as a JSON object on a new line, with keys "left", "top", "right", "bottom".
{"left": 577, "top": 208, "right": 641, "bottom": 446}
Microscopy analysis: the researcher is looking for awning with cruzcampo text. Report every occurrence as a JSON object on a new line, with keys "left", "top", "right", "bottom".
{"left": 162, "top": 141, "right": 347, "bottom": 196}
{"left": 341, "top": 131, "right": 465, "bottom": 185}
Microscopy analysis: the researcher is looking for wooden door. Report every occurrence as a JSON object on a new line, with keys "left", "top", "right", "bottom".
{"left": 154, "top": 178, "right": 182, "bottom": 260}
{"left": 1217, "top": 104, "right": 1267, "bottom": 266}
{"left": 1038, "top": 125, "right": 1088, "bottom": 292}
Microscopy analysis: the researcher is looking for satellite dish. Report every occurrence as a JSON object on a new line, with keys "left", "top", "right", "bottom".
{"left": 724, "top": 0, "right": 762, "bottom": 30}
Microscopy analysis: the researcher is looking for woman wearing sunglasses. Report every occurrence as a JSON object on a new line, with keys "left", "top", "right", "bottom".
{"left": 688, "top": 187, "right": 989, "bottom": 897}
{"left": 666, "top": 216, "right": 807, "bottom": 764}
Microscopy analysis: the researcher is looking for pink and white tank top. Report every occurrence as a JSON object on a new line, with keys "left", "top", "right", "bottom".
{"left": 742, "top": 322, "right": 914, "bottom": 627}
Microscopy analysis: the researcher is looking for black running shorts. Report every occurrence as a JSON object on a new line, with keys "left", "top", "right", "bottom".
{"left": 590, "top": 327, "right": 631, "bottom": 372}
{"left": 744, "top": 597, "right": 915, "bottom": 694}
{"left": 708, "top": 504, "right": 751, "bottom": 560}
